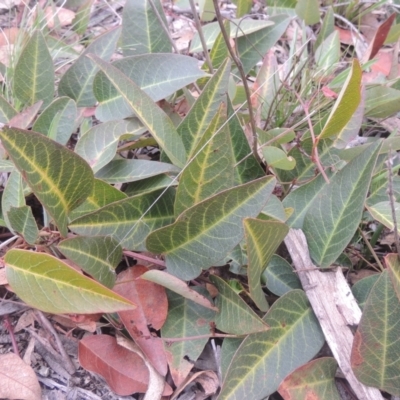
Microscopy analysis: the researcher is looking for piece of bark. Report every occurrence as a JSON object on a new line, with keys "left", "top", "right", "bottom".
{"left": 284, "top": 229, "right": 384, "bottom": 400}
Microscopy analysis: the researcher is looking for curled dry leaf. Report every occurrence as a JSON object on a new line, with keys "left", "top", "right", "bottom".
{"left": 114, "top": 266, "right": 169, "bottom": 376}
{"left": 0, "top": 352, "right": 41, "bottom": 400}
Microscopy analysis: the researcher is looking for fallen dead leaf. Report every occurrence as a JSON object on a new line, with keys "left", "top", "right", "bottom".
{"left": 0, "top": 28, "right": 21, "bottom": 46}
{"left": 45, "top": 7, "right": 76, "bottom": 29}
{"left": 14, "top": 309, "right": 35, "bottom": 332}
{"left": 0, "top": 352, "right": 41, "bottom": 400}
{"left": 51, "top": 314, "right": 98, "bottom": 332}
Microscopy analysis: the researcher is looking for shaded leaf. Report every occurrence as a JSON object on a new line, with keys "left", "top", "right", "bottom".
{"left": 278, "top": 357, "right": 341, "bottom": 400}
{"left": 124, "top": 175, "right": 175, "bottom": 197}
{"left": 141, "top": 270, "right": 217, "bottom": 311}
{"left": 295, "top": 0, "right": 319, "bottom": 25}
{"left": 161, "top": 288, "right": 216, "bottom": 386}
{"left": 0, "top": 353, "right": 41, "bottom": 400}
{"left": 5, "top": 249, "right": 135, "bottom": 314}
{"left": 58, "top": 28, "right": 120, "bottom": 106}
{"left": 221, "top": 338, "right": 243, "bottom": 381}
{"left": 114, "top": 266, "right": 169, "bottom": 376}
{"left": 387, "top": 253, "right": 400, "bottom": 306}
{"left": 262, "top": 146, "right": 296, "bottom": 170}
{"left": 351, "top": 269, "right": 400, "bottom": 396}
{"left": 13, "top": 31, "right": 54, "bottom": 108}
{"left": 8, "top": 206, "right": 39, "bottom": 245}
{"left": 58, "top": 236, "right": 122, "bottom": 288}
{"left": 0, "top": 127, "right": 94, "bottom": 236}
{"left": 94, "top": 54, "right": 206, "bottom": 122}
{"left": 303, "top": 141, "right": 381, "bottom": 267}
{"left": 89, "top": 54, "right": 186, "bottom": 168}
{"left": 315, "top": 31, "right": 340, "bottom": 73}
{"left": 2, "top": 170, "right": 25, "bottom": 234}
{"left": 146, "top": 176, "right": 276, "bottom": 280}
{"left": 32, "top": 97, "right": 77, "bottom": 145}
{"left": 210, "top": 275, "right": 268, "bottom": 335}
{"left": 365, "top": 86, "right": 400, "bottom": 118}
{"left": 121, "top": 0, "right": 170, "bottom": 56}
{"left": 367, "top": 201, "right": 400, "bottom": 233}
{"left": 260, "top": 194, "right": 287, "bottom": 222}
{"left": 95, "top": 159, "right": 180, "bottom": 184}
{"left": 175, "top": 105, "right": 234, "bottom": 215}
{"left": 244, "top": 218, "right": 288, "bottom": 311}
{"left": 219, "top": 290, "right": 325, "bottom": 399}
{"left": 352, "top": 274, "right": 380, "bottom": 311}
{"left": 70, "top": 188, "right": 175, "bottom": 251}
{"left": 0, "top": 94, "right": 17, "bottom": 123}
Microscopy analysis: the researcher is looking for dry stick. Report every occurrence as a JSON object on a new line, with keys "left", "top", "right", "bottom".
{"left": 123, "top": 250, "right": 166, "bottom": 267}
{"left": 148, "top": 0, "right": 180, "bottom": 54}
{"left": 212, "top": 0, "right": 261, "bottom": 164}
{"left": 188, "top": 0, "right": 213, "bottom": 73}
{"left": 34, "top": 310, "right": 76, "bottom": 374}
{"left": 357, "top": 228, "right": 384, "bottom": 271}
{"left": 284, "top": 229, "right": 384, "bottom": 400}
{"left": 387, "top": 149, "right": 400, "bottom": 258}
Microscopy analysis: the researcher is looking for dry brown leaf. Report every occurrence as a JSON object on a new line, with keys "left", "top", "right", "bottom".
{"left": 0, "top": 353, "right": 41, "bottom": 400}
{"left": 14, "top": 310, "right": 35, "bottom": 332}
{"left": 51, "top": 314, "right": 99, "bottom": 332}
{"left": 0, "top": 28, "right": 21, "bottom": 46}
{"left": 114, "top": 266, "right": 169, "bottom": 377}
{"left": 0, "top": 267, "right": 7, "bottom": 285}
{"left": 45, "top": 7, "right": 75, "bottom": 29}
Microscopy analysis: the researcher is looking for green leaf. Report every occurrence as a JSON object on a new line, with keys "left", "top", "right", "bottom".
{"left": 207, "top": 21, "right": 230, "bottom": 70}
{"left": 295, "top": 0, "right": 320, "bottom": 25}
{"left": 0, "top": 94, "right": 17, "bottom": 123}
{"left": 351, "top": 269, "right": 400, "bottom": 396}
{"left": 226, "top": 97, "right": 264, "bottom": 184}
{"left": 260, "top": 194, "right": 287, "bottom": 222}
{"left": 210, "top": 275, "right": 269, "bottom": 335}
{"left": 190, "top": 19, "right": 274, "bottom": 53}
{"left": 387, "top": 253, "right": 400, "bottom": 304}
{"left": 58, "top": 28, "right": 120, "bottom": 106}
{"left": 220, "top": 290, "right": 324, "bottom": 399}
{"left": 232, "top": 0, "right": 252, "bottom": 17}
{"left": 315, "top": 7, "right": 334, "bottom": 49}
{"left": 88, "top": 54, "right": 186, "bottom": 168}
{"left": 146, "top": 176, "right": 276, "bottom": 280}
{"left": 8, "top": 206, "right": 39, "bottom": 245}
{"left": 94, "top": 54, "right": 207, "bottom": 122}
{"left": 174, "top": 105, "right": 234, "bottom": 215}
{"left": 319, "top": 59, "right": 362, "bottom": 140}
{"left": 0, "top": 160, "right": 15, "bottom": 173}
{"left": 221, "top": 338, "right": 243, "bottom": 381}
{"left": 367, "top": 201, "right": 400, "bottom": 233}
{"left": 72, "top": 0, "right": 93, "bottom": 35}
{"left": 303, "top": 141, "right": 381, "bottom": 267}
{"left": 262, "top": 255, "right": 302, "bottom": 296}
{"left": 124, "top": 174, "right": 175, "bottom": 197}
{"left": 70, "top": 188, "right": 175, "bottom": 251}
{"left": 244, "top": 219, "right": 288, "bottom": 311}
{"left": 352, "top": 274, "right": 380, "bottom": 311}
{"left": 237, "top": 15, "right": 291, "bottom": 75}
{"left": 2, "top": 170, "right": 25, "bottom": 234}
{"left": 95, "top": 159, "right": 180, "bottom": 184}
{"left": 161, "top": 288, "right": 216, "bottom": 386}
{"left": 262, "top": 146, "right": 296, "bottom": 170}
{"left": 141, "top": 270, "right": 217, "bottom": 311}
{"left": 368, "top": 173, "right": 400, "bottom": 206}
{"left": 75, "top": 119, "right": 145, "bottom": 173}
{"left": 32, "top": 97, "right": 77, "bottom": 145}
{"left": 365, "top": 86, "right": 400, "bottom": 118}
{"left": 121, "top": 0, "right": 171, "bottom": 56}
{"left": 69, "top": 178, "right": 126, "bottom": 220}
{"left": 5, "top": 249, "right": 135, "bottom": 314}
{"left": 278, "top": 358, "right": 341, "bottom": 399}
{"left": 177, "top": 59, "right": 231, "bottom": 157}
{"left": 315, "top": 31, "right": 340, "bottom": 73}
{"left": 58, "top": 236, "right": 121, "bottom": 288}
{"left": 13, "top": 31, "right": 54, "bottom": 109}
{"left": 0, "top": 127, "right": 94, "bottom": 237}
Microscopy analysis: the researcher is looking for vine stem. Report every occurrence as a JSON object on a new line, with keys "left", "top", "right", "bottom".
{"left": 212, "top": 0, "right": 262, "bottom": 164}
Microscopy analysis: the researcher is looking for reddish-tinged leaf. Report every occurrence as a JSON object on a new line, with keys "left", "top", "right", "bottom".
{"left": 79, "top": 335, "right": 149, "bottom": 395}
{"left": 0, "top": 353, "right": 41, "bottom": 400}
{"left": 362, "top": 14, "right": 396, "bottom": 62}
{"left": 8, "top": 102, "right": 42, "bottom": 129}
{"left": 114, "top": 266, "right": 169, "bottom": 376}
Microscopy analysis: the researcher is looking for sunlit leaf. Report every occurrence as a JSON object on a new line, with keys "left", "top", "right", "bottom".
{"left": 351, "top": 269, "right": 400, "bottom": 396}
{"left": 5, "top": 250, "right": 135, "bottom": 314}
{"left": 146, "top": 176, "right": 276, "bottom": 280}
{"left": 303, "top": 141, "right": 381, "bottom": 267}
{"left": 367, "top": 201, "right": 400, "bottom": 233}
{"left": 0, "top": 127, "right": 94, "bottom": 236}
{"left": 210, "top": 275, "right": 269, "bottom": 335}
{"left": 244, "top": 219, "right": 288, "bottom": 311}
{"left": 89, "top": 54, "right": 186, "bottom": 168}
{"left": 58, "top": 236, "right": 122, "bottom": 288}
{"left": 262, "top": 146, "right": 296, "bottom": 170}
{"left": 70, "top": 188, "right": 175, "bottom": 251}
{"left": 58, "top": 28, "right": 120, "bottom": 106}
{"left": 220, "top": 290, "right": 324, "bottom": 399}
{"left": 13, "top": 31, "right": 54, "bottom": 108}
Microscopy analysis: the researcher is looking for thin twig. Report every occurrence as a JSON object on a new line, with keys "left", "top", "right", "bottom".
{"left": 358, "top": 228, "right": 384, "bottom": 271}
{"left": 213, "top": 0, "right": 262, "bottom": 164}
{"left": 387, "top": 149, "right": 400, "bottom": 258}
{"left": 188, "top": 0, "right": 213, "bottom": 73}
{"left": 0, "top": 235, "right": 19, "bottom": 250}
{"left": 34, "top": 310, "right": 76, "bottom": 374}
{"left": 3, "top": 315, "right": 19, "bottom": 356}
{"left": 148, "top": 0, "right": 179, "bottom": 53}
{"left": 124, "top": 250, "right": 166, "bottom": 267}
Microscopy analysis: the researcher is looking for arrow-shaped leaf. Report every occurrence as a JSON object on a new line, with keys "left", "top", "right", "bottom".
{"left": 303, "top": 141, "right": 381, "bottom": 267}
{"left": 88, "top": 54, "right": 186, "bottom": 168}
{"left": 0, "top": 127, "right": 94, "bottom": 236}
{"left": 146, "top": 176, "right": 276, "bottom": 280}
{"left": 5, "top": 249, "right": 135, "bottom": 314}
